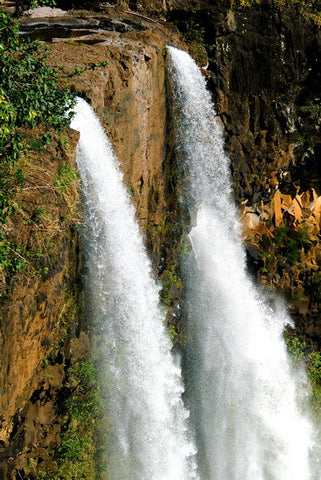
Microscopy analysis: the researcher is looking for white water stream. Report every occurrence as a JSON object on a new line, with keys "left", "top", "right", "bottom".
{"left": 71, "top": 98, "right": 198, "bottom": 480}
{"left": 167, "top": 46, "right": 316, "bottom": 480}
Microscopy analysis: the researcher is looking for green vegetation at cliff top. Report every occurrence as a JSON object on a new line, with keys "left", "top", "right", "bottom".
{"left": 0, "top": 8, "right": 76, "bottom": 222}
{"left": 231, "top": 0, "right": 321, "bottom": 20}
{"left": 0, "top": 10, "right": 74, "bottom": 146}
{"left": 232, "top": 0, "right": 319, "bottom": 8}
{"left": 0, "top": 8, "right": 76, "bottom": 279}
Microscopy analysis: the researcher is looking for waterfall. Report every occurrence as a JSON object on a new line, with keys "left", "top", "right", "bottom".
{"left": 167, "top": 47, "right": 315, "bottom": 480}
{"left": 70, "top": 98, "right": 198, "bottom": 480}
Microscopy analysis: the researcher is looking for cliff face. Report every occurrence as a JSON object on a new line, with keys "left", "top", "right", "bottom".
{"left": 1, "top": 1, "right": 321, "bottom": 477}
{"left": 206, "top": 5, "right": 321, "bottom": 343}
{"left": 0, "top": 129, "right": 81, "bottom": 477}
{"left": 41, "top": 10, "right": 184, "bottom": 232}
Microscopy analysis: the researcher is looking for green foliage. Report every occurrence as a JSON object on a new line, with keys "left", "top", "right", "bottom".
{"left": 168, "top": 324, "right": 178, "bottom": 342}
{"left": 309, "top": 351, "right": 321, "bottom": 386}
{"left": 41, "top": 352, "right": 55, "bottom": 369}
{"left": 182, "top": 19, "right": 216, "bottom": 64}
{"left": 285, "top": 333, "right": 321, "bottom": 414}
{"left": 57, "top": 436, "right": 88, "bottom": 463}
{"left": 285, "top": 334, "right": 308, "bottom": 363}
{"left": 30, "top": 0, "right": 57, "bottom": 6}
{"left": 298, "top": 104, "right": 321, "bottom": 114}
{"left": 232, "top": 0, "right": 320, "bottom": 9}
{"left": 0, "top": 38, "right": 75, "bottom": 135}
{"left": 64, "top": 61, "right": 109, "bottom": 78}
{"left": 0, "top": 9, "right": 76, "bottom": 227}
{"left": 260, "top": 251, "right": 277, "bottom": 270}
{"left": 274, "top": 224, "right": 311, "bottom": 265}
{"left": 64, "top": 359, "right": 103, "bottom": 422}
{"left": 178, "top": 234, "right": 190, "bottom": 260}
{"left": 0, "top": 9, "right": 80, "bottom": 280}
{"left": 232, "top": 0, "right": 260, "bottom": 6}
{"left": 58, "top": 135, "right": 70, "bottom": 151}
{"left": 184, "top": 20, "right": 206, "bottom": 45}
{"left": 54, "top": 161, "right": 79, "bottom": 194}
{"left": 0, "top": 233, "right": 27, "bottom": 274}
{"left": 50, "top": 357, "right": 104, "bottom": 480}
{"left": 160, "top": 267, "right": 182, "bottom": 306}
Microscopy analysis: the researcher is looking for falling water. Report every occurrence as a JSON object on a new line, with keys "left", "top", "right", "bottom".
{"left": 167, "top": 47, "right": 315, "bottom": 480}
{"left": 71, "top": 98, "right": 198, "bottom": 480}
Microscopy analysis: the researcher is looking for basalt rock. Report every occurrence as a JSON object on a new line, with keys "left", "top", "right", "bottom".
{"left": 203, "top": 4, "right": 321, "bottom": 345}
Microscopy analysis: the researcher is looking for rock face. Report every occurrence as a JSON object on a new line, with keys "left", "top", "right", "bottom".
{"left": 204, "top": 4, "right": 321, "bottom": 343}
{"left": 1, "top": 1, "right": 321, "bottom": 477}
{"left": 0, "top": 129, "right": 81, "bottom": 477}
{"left": 209, "top": 6, "right": 321, "bottom": 205}
{"left": 42, "top": 10, "right": 183, "bottom": 234}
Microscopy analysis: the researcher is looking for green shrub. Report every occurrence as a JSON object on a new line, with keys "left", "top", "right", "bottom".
{"left": 285, "top": 334, "right": 308, "bottom": 363}
{"left": 0, "top": 234, "right": 28, "bottom": 274}
{"left": 285, "top": 333, "right": 321, "bottom": 415}
{"left": 231, "top": 0, "right": 321, "bottom": 11}
{"left": 0, "top": 9, "right": 76, "bottom": 274}
{"left": 54, "top": 162, "right": 79, "bottom": 194}
{"left": 274, "top": 224, "right": 311, "bottom": 265}
{"left": 230, "top": 0, "right": 321, "bottom": 24}
{"left": 0, "top": 12, "right": 75, "bottom": 139}
{"left": 160, "top": 268, "right": 182, "bottom": 306}
{"left": 51, "top": 357, "right": 104, "bottom": 479}
{"left": 309, "top": 351, "right": 321, "bottom": 386}
{"left": 184, "top": 20, "right": 206, "bottom": 45}
{"left": 0, "top": 8, "right": 75, "bottom": 167}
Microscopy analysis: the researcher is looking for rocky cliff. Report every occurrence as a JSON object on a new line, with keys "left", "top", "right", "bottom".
{"left": 0, "top": 1, "right": 321, "bottom": 477}
{"left": 0, "top": 127, "right": 81, "bottom": 478}
{"left": 206, "top": 4, "right": 321, "bottom": 344}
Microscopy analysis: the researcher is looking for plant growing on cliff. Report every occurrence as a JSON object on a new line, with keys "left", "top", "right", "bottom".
{"left": 160, "top": 267, "right": 182, "bottom": 306}
{"left": 274, "top": 224, "right": 311, "bottom": 265}
{"left": 0, "top": 10, "right": 75, "bottom": 144}
{"left": 51, "top": 356, "right": 106, "bottom": 480}
{"left": 0, "top": 9, "right": 76, "bottom": 276}
{"left": 54, "top": 161, "right": 80, "bottom": 218}
{"left": 0, "top": 9, "right": 75, "bottom": 160}
{"left": 64, "top": 61, "right": 109, "bottom": 78}
{"left": 36, "top": 356, "right": 105, "bottom": 479}
{"left": 184, "top": 19, "right": 206, "bottom": 45}
{"left": 285, "top": 333, "right": 321, "bottom": 415}
{"left": 0, "top": 234, "right": 28, "bottom": 274}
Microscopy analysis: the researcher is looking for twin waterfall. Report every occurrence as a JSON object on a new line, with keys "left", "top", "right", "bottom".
{"left": 71, "top": 46, "right": 315, "bottom": 480}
